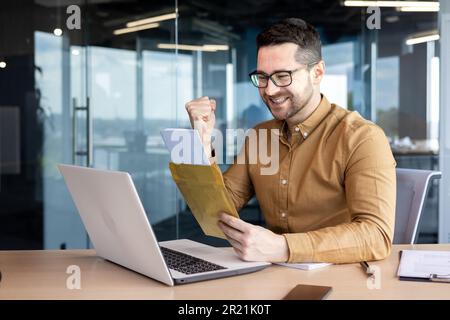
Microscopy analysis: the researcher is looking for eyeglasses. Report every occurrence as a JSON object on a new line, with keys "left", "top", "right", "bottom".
{"left": 249, "top": 63, "right": 317, "bottom": 88}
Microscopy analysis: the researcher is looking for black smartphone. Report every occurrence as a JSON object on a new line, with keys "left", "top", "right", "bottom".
{"left": 282, "top": 284, "right": 333, "bottom": 300}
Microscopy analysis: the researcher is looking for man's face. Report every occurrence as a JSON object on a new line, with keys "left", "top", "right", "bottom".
{"left": 257, "top": 43, "right": 315, "bottom": 121}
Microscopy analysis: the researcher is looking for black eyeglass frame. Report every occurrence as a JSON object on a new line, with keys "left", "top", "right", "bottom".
{"left": 248, "top": 62, "right": 318, "bottom": 88}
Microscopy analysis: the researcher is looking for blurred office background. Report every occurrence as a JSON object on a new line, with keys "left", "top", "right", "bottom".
{"left": 0, "top": 0, "right": 449, "bottom": 249}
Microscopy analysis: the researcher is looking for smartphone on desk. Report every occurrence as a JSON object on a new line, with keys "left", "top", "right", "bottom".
{"left": 282, "top": 284, "right": 332, "bottom": 300}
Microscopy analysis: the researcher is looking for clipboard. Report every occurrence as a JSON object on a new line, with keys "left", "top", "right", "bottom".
{"left": 397, "top": 250, "right": 450, "bottom": 283}
{"left": 169, "top": 162, "right": 239, "bottom": 239}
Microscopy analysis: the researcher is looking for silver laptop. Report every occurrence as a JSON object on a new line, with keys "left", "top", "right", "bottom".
{"left": 58, "top": 164, "right": 270, "bottom": 286}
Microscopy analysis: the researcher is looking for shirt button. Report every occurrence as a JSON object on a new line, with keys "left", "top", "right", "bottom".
{"left": 281, "top": 179, "right": 288, "bottom": 185}
{"left": 280, "top": 212, "right": 287, "bottom": 218}
{"left": 294, "top": 127, "right": 300, "bottom": 132}
{"left": 303, "top": 132, "right": 308, "bottom": 138}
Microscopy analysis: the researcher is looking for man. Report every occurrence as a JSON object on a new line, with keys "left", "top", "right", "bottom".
{"left": 185, "top": 18, "right": 396, "bottom": 264}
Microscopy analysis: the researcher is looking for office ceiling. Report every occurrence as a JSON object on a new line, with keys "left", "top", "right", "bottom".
{"left": 0, "top": 0, "right": 439, "bottom": 55}
{"left": 85, "top": 0, "right": 439, "bottom": 46}
{"left": 87, "top": 0, "right": 363, "bottom": 43}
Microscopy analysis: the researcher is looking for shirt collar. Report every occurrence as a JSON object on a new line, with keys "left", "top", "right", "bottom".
{"left": 295, "top": 94, "right": 331, "bottom": 137}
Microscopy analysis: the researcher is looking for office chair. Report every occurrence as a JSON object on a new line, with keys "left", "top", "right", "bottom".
{"left": 393, "top": 168, "right": 442, "bottom": 244}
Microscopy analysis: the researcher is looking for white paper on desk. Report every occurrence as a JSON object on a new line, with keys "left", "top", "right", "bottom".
{"left": 275, "top": 262, "right": 332, "bottom": 271}
{"left": 161, "top": 128, "right": 210, "bottom": 165}
{"left": 397, "top": 250, "right": 450, "bottom": 278}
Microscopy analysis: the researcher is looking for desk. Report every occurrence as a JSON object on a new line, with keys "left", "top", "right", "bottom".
{"left": 0, "top": 244, "right": 449, "bottom": 300}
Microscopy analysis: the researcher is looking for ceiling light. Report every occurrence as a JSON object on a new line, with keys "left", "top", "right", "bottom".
{"left": 398, "top": 6, "right": 439, "bottom": 12}
{"left": 406, "top": 32, "right": 439, "bottom": 45}
{"left": 53, "top": 28, "right": 63, "bottom": 36}
{"left": 343, "top": 1, "right": 439, "bottom": 8}
{"left": 202, "top": 45, "right": 230, "bottom": 51}
{"left": 158, "top": 44, "right": 216, "bottom": 52}
{"left": 113, "top": 23, "right": 159, "bottom": 35}
{"left": 157, "top": 44, "right": 229, "bottom": 52}
{"left": 126, "top": 13, "right": 177, "bottom": 28}
{"left": 0, "top": 61, "right": 6, "bottom": 68}
{"left": 385, "top": 15, "right": 399, "bottom": 23}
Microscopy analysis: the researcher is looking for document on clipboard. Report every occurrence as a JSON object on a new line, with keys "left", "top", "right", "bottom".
{"left": 161, "top": 128, "right": 239, "bottom": 239}
{"left": 397, "top": 250, "right": 450, "bottom": 283}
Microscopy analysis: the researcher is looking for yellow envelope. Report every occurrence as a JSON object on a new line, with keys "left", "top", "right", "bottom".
{"left": 169, "top": 162, "right": 239, "bottom": 239}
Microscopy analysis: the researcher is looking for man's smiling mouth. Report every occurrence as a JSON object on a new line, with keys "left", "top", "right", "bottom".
{"left": 269, "top": 96, "right": 289, "bottom": 105}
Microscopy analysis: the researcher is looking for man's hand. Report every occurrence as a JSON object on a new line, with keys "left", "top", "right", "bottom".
{"left": 218, "top": 213, "right": 289, "bottom": 262}
{"left": 185, "top": 96, "right": 216, "bottom": 157}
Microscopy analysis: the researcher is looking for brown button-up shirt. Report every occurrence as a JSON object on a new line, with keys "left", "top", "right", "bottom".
{"left": 219, "top": 94, "right": 396, "bottom": 263}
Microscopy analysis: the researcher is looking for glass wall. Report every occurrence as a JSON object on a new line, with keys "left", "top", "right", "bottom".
{"left": 0, "top": 1, "right": 441, "bottom": 249}
{"left": 364, "top": 7, "right": 440, "bottom": 243}
{"left": 85, "top": 1, "right": 181, "bottom": 244}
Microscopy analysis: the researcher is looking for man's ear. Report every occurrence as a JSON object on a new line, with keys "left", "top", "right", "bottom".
{"left": 312, "top": 60, "right": 325, "bottom": 85}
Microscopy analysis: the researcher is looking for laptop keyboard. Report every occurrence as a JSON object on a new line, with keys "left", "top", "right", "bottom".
{"left": 160, "top": 246, "right": 227, "bottom": 275}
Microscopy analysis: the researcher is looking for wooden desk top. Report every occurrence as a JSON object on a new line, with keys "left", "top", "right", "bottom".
{"left": 0, "top": 244, "right": 449, "bottom": 300}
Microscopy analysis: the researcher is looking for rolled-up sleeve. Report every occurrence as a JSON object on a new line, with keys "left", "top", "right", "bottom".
{"left": 283, "top": 125, "right": 396, "bottom": 263}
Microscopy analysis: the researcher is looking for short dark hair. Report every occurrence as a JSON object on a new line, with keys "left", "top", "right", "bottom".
{"left": 256, "top": 18, "right": 322, "bottom": 65}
